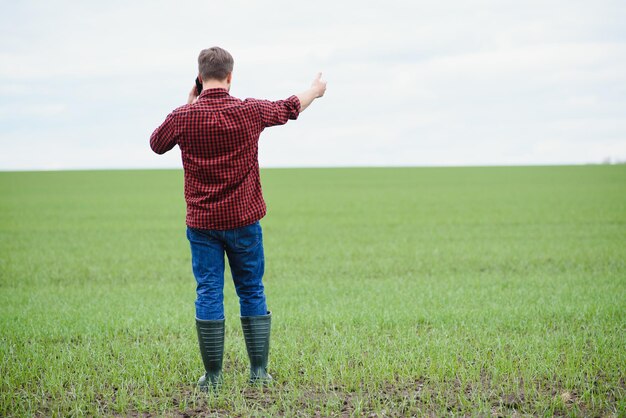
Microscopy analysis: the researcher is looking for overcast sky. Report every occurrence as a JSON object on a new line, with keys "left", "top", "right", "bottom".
{"left": 1, "top": 0, "right": 625, "bottom": 170}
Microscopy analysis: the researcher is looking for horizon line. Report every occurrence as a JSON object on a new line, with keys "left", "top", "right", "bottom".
{"left": 1, "top": 161, "right": 625, "bottom": 174}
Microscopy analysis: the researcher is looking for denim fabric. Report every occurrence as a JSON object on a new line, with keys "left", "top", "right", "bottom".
{"left": 186, "top": 221, "right": 267, "bottom": 320}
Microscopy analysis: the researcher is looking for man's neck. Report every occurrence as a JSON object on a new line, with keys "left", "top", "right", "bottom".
{"left": 202, "top": 80, "right": 230, "bottom": 91}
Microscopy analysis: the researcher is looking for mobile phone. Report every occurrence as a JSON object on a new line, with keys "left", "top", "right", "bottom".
{"left": 195, "top": 77, "right": 203, "bottom": 95}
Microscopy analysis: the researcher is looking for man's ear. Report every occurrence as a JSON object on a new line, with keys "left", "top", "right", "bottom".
{"left": 198, "top": 74, "right": 203, "bottom": 83}
{"left": 226, "top": 72, "right": 232, "bottom": 84}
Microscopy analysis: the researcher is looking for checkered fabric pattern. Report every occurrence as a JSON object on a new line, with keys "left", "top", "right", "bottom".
{"left": 150, "top": 88, "right": 300, "bottom": 230}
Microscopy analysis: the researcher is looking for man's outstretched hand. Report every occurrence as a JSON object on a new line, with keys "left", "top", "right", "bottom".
{"left": 311, "top": 72, "right": 327, "bottom": 98}
{"left": 297, "top": 72, "right": 327, "bottom": 113}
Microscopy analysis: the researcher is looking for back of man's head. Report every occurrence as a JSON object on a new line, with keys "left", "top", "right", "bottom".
{"left": 198, "top": 47, "right": 234, "bottom": 81}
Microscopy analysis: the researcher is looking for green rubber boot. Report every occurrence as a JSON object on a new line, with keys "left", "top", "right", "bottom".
{"left": 195, "top": 318, "right": 225, "bottom": 391}
{"left": 241, "top": 312, "right": 273, "bottom": 385}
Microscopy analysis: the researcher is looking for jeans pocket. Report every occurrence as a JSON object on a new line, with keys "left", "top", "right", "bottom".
{"left": 234, "top": 222, "right": 262, "bottom": 250}
{"left": 187, "top": 226, "right": 211, "bottom": 241}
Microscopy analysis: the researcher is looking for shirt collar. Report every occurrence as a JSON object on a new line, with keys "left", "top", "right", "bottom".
{"left": 198, "top": 88, "right": 230, "bottom": 99}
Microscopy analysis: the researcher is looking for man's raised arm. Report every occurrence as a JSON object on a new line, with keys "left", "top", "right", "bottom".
{"left": 249, "top": 73, "right": 327, "bottom": 128}
{"left": 296, "top": 72, "right": 327, "bottom": 113}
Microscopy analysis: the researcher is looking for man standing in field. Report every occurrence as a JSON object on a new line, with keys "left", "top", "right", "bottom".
{"left": 149, "top": 47, "right": 326, "bottom": 390}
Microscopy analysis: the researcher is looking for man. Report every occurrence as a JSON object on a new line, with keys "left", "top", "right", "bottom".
{"left": 149, "top": 46, "right": 326, "bottom": 390}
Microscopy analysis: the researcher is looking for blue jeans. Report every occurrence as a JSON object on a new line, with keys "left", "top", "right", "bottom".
{"left": 186, "top": 221, "right": 267, "bottom": 320}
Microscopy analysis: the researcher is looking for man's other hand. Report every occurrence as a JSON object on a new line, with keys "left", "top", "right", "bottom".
{"left": 297, "top": 72, "right": 327, "bottom": 113}
{"left": 312, "top": 72, "right": 327, "bottom": 98}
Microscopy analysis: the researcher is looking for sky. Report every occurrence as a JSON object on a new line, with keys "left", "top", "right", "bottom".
{"left": 1, "top": 0, "right": 625, "bottom": 170}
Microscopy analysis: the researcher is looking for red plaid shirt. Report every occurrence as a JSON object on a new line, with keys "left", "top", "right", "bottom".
{"left": 150, "top": 88, "right": 300, "bottom": 230}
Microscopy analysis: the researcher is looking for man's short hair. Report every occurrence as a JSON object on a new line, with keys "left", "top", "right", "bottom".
{"left": 198, "top": 47, "right": 234, "bottom": 81}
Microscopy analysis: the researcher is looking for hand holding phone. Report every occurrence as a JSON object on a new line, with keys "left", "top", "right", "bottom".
{"left": 188, "top": 80, "right": 201, "bottom": 105}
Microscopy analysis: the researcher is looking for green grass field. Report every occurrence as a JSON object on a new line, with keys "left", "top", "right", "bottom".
{"left": 1, "top": 166, "right": 625, "bottom": 417}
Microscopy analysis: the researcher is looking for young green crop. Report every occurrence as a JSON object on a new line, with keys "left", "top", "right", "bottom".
{"left": 1, "top": 166, "right": 625, "bottom": 416}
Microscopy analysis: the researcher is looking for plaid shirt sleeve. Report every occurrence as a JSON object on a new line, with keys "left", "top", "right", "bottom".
{"left": 150, "top": 111, "right": 180, "bottom": 154}
{"left": 246, "top": 95, "right": 301, "bottom": 128}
